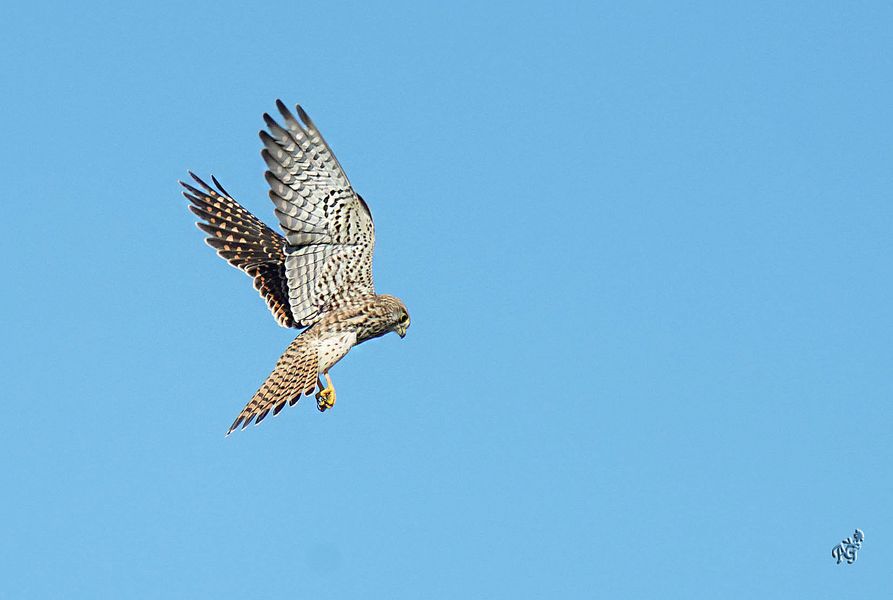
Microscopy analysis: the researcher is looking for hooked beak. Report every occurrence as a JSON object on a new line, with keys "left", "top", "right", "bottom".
{"left": 396, "top": 325, "right": 407, "bottom": 338}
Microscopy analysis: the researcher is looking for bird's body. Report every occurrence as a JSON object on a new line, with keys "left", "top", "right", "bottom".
{"left": 181, "top": 101, "right": 409, "bottom": 434}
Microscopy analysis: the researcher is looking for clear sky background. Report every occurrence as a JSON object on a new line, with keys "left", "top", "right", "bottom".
{"left": 1, "top": 1, "right": 891, "bottom": 597}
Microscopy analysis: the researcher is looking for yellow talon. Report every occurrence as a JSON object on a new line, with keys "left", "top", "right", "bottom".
{"left": 315, "top": 373, "right": 336, "bottom": 411}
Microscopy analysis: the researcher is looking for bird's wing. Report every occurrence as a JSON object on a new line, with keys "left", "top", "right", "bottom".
{"left": 181, "top": 172, "right": 296, "bottom": 328}
{"left": 261, "top": 100, "right": 375, "bottom": 327}
{"left": 227, "top": 332, "right": 321, "bottom": 434}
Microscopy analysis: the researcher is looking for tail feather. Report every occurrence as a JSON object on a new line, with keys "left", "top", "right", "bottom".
{"left": 226, "top": 332, "right": 319, "bottom": 435}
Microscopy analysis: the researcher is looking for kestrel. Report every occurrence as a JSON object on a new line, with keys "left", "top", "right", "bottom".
{"left": 181, "top": 100, "right": 410, "bottom": 435}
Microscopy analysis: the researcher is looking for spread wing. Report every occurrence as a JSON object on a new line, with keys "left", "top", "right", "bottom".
{"left": 261, "top": 100, "right": 375, "bottom": 327}
{"left": 181, "top": 172, "right": 296, "bottom": 328}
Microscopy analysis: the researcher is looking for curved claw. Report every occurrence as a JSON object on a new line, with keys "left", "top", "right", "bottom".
{"left": 315, "top": 373, "right": 336, "bottom": 411}
{"left": 315, "top": 387, "right": 336, "bottom": 411}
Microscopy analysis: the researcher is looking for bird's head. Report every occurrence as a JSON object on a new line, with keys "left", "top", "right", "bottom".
{"left": 380, "top": 295, "right": 411, "bottom": 339}
{"left": 394, "top": 305, "right": 411, "bottom": 339}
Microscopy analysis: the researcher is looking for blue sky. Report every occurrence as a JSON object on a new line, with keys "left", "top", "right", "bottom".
{"left": 2, "top": 1, "right": 891, "bottom": 597}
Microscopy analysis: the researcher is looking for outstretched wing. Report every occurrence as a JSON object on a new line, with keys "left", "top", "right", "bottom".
{"left": 181, "top": 172, "right": 296, "bottom": 328}
{"left": 261, "top": 100, "right": 375, "bottom": 327}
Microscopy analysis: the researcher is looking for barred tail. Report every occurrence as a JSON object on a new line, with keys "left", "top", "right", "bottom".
{"left": 227, "top": 331, "right": 319, "bottom": 435}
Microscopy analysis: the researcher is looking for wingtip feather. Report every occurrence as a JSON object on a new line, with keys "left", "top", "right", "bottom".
{"left": 276, "top": 100, "right": 298, "bottom": 124}
{"left": 210, "top": 175, "right": 230, "bottom": 197}
{"left": 295, "top": 104, "right": 312, "bottom": 127}
{"left": 189, "top": 171, "right": 215, "bottom": 193}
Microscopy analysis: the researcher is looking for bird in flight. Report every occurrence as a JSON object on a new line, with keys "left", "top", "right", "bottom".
{"left": 180, "top": 100, "right": 410, "bottom": 435}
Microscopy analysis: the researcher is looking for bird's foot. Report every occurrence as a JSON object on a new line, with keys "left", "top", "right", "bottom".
{"left": 315, "top": 386, "right": 336, "bottom": 412}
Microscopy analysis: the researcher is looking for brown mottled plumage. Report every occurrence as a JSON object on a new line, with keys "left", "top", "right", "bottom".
{"left": 181, "top": 101, "right": 409, "bottom": 435}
